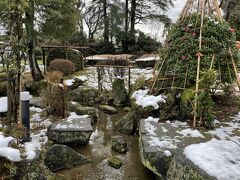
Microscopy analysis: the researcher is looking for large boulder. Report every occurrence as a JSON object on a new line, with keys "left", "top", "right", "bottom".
{"left": 111, "top": 136, "right": 128, "bottom": 153}
{"left": 70, "top": 87, "right": 100, "bottom": 106}
{"left": 112, "top": 78, "right": 128, "bottom": 107}
{"left": 98, "top": 105, "right": 117, "bottom": 114}
{"left": 139, "top": 118, "right": 214, "bottom": 179}
{"left": 44, "top": 144, "right": 88, "bottom": 172}
{"left": 47, "top": 116, "right": 93, "bottom": 145}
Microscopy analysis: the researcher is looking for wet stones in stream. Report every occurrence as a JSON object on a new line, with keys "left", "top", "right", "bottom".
{"left": 111, "top": 135, "right": 128, "bottom": 153}
{"left": 47, "top": 116, "right": 93, "bottom": 145}
{"left": 98, "top": 105, "right": 117, "bottom": 114}
{"left": 107, "top": 156, "right": 123, "bottom": 169}
{"left": 44, "top": 144, "right": 89, "bottom": 172}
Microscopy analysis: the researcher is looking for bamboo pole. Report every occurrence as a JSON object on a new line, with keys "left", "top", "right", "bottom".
{"left": 193, "top": 0, "right": 206, "bottom": 128}
{"left": 229, "top": 47, "right": 240, "bottom": 89}
{"left": 213, "top": 0, "right": 223, "bottom": 23}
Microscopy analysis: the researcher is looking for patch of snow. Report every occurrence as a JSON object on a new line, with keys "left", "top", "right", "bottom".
{"left": 0, "top": 134, "right": 15, "bottom": 147}
{"left": 170, "top": 121, "right": 188, "bottom": 128}
{"left": 207, "top": 119, "right": 240, "bottom": 140}
{"left": 0, "top": 147, "right": 21, "bottom": 162}
{"left": 75, "top": 75, "right": 88, "bottom": 82}
{"left": 0, "top": 97, "right": 7, "bottom": 113}
{"left": 30, "top": 106, "right": 43, "bottom": 113}
{"left": 64, "top": 79, "right": 75, "bottom": 86}
{"left": 162, "top": 127, "right": 168, "bottom": 133}
{"left": 135, "top": 56, "right": 159, "bottom": 61}
{"left": 145, "top": 121, "right": 157, "bottom": 136}
{"left": 164, "top": 150, "right": 172, "bottom": 157}
{"left": 184, "top": 138, "right": 240, "bottom": 180}
{"left": 67, "top": 112, "right": 89, "bottom": 121}
{"left": 131, "top": 89, "right": 166, "bottom": 109}
{"left": 148, "top": 136, "right": 177, "bottom": 149}
{"left": 31, "top": 113, "right": 42, "bottom": 122}
{"left": 24, "top": 129, "right": 48, "bottom": 160}
{"left": 0, "top": 134, "right": 21, "bottom": 162}
{"left": 177, "top": 128, "right": 204, "bottom": 138}
{"left": 145, "top": 116, "right": 159, "bottom": 123}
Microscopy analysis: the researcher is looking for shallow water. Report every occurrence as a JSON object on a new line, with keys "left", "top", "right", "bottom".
{"left": 56, "top": 108, "right": 155, "bottom": 180}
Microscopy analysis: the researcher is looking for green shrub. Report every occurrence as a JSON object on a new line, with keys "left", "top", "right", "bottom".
{"left": 25, "top": 80, "right": 47, "bottom": 96}
{"left": 0, "top": 81, "right": 7, "bottom": 96}
{"left": 47, "top": 48, "right": 84, "bottom": 70}
{"left": 48, "top": 59, "right": 76, "bottom": 76}
{"left": 40, "top": 71, "right": 68, "bottom": 117}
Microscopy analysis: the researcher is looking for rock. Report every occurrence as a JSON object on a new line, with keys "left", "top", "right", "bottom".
{"left": 114, "top": 111, "right": 135, "bottom": 135}
{"left": 112, "top": 78, "right": 128, "bottom": 107}
{"left": 99, "top": 93, "right": 114, "bottom": 105}
{"left": 123, "top": 107, "right": 131, "bottom": 112}
{"left": 30, "top": 97, "right": 44, "bottom": 108}
{"left": 111, "top": 136, "right": 128, "bottom": 153}
{"left": 139, "top": 119, "right": 212, "bottom": 179}
{"left": 0, "top": 156, "right": 55, "bottom": 179}
{"left": 47, "top": 116, "right": 93, "bottom": 145}
{"left": 69, "top": 77, "right": 85, "bottom": 90}
{"left": 70, "top": 87, "right": 100, "bottom": 106}
{"left": 69, "top": 103, "right": 98, "bottom": 124}
{"left": 98, "top": 105, "right": 117, "bottom": 114}
{"left": 76, "top": 106, "right": 98, "bottom": 124}
{"left": 44, "top": 144, "right": 88, "bottom": 172}
{"left": 107, "top": 156, "right": 122, "bottom": 169}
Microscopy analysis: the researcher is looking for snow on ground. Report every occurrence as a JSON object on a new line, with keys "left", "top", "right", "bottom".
{"left": 184, "top": 138, "right": 240, "bottom": 180}
{"left": 0, "top": 134, "right": 21, "bottom": 162}
{"left": 24, "top": 129, "right": 48, "bottom": 160}
{"left": 142, "top": 113, "right": 240, "bottom": 180}
{"left": 66, "top": 67, "right": 153, "bottom": 90}
{"left": 177, "top": 128, "right": 204, "bottom": 138}
{"left": 135, "top": 56, "right": 160, "bottom": 62}
{"left": 30, "top": 106, "right": 43, "bottom": 113}
{"left": 131, "top": 89, "right": 166, "bottom": 109}
{"left": 149, "top": 136, "right": 178, "bottom": 149}
{"left": 64, "top": 79, "right": 75, "bottom": 86}
{"left": 0, "top": 97, "right": 7, "bottom": 113}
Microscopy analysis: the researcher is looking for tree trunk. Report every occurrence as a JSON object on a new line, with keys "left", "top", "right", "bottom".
{"left": 103, "top": 0, "right": 109, "bottom": 43}
{"left": 130, "top": 0, "right": 136, "bottom": 48}
{"left": 26, "top": 0, "right": 43, "bottom": 81}
{"left": 123, "top": 0, "right": 129, "bottom": 53}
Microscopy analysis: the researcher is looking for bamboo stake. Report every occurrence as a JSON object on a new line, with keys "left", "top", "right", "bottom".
{"left": 213, "top": 0, "right": 223, "bottom": 23}
{"left": 210, "top": 54, "right": 215, "bottom": 70}
{"left": 193, "top": 0, "right": 206, "bottom": 128}
{"left": 229, "top": 47, "right": 240, "bottom": 89}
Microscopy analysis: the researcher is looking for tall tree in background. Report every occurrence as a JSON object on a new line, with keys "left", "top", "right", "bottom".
{"left": 123, "top": 0, "right": 129, "bottom": 52}
{"left": 26, "top": 0, "right": 43, "bottom": 81}
{"left": 103, "top": 0, "right": 109, "bottom": 43}
{"left": 84, "top": 2, "right": 103, "bottom": 41}
{"left": 36, "top": 0, "right": 80, "bottom": 44}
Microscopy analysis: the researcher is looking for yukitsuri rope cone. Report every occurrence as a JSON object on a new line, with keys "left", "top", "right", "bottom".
{"left": 151, "top": 0, "right": 240, "bottom": 128}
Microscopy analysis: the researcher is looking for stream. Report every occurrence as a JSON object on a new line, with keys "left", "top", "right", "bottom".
{"left": 56, "top": 107, "right": 155, "bottom": 180}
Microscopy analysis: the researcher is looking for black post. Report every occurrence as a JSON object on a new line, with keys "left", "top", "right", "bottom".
{"left": 20, "top": 91, "right": 31, "bottom": 142}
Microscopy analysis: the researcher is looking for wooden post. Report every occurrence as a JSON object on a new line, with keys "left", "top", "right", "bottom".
{"left": 128, "top": 67, "right": 131, "bottom": 93}
{"left": 193, "top": 0, "right": 205, "bottom": 128}
{"left": 42, "top": 49, "right": 46, "bottom": 74}
{"left": 229, "top": 47, "right": 240, "bottom": 89}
